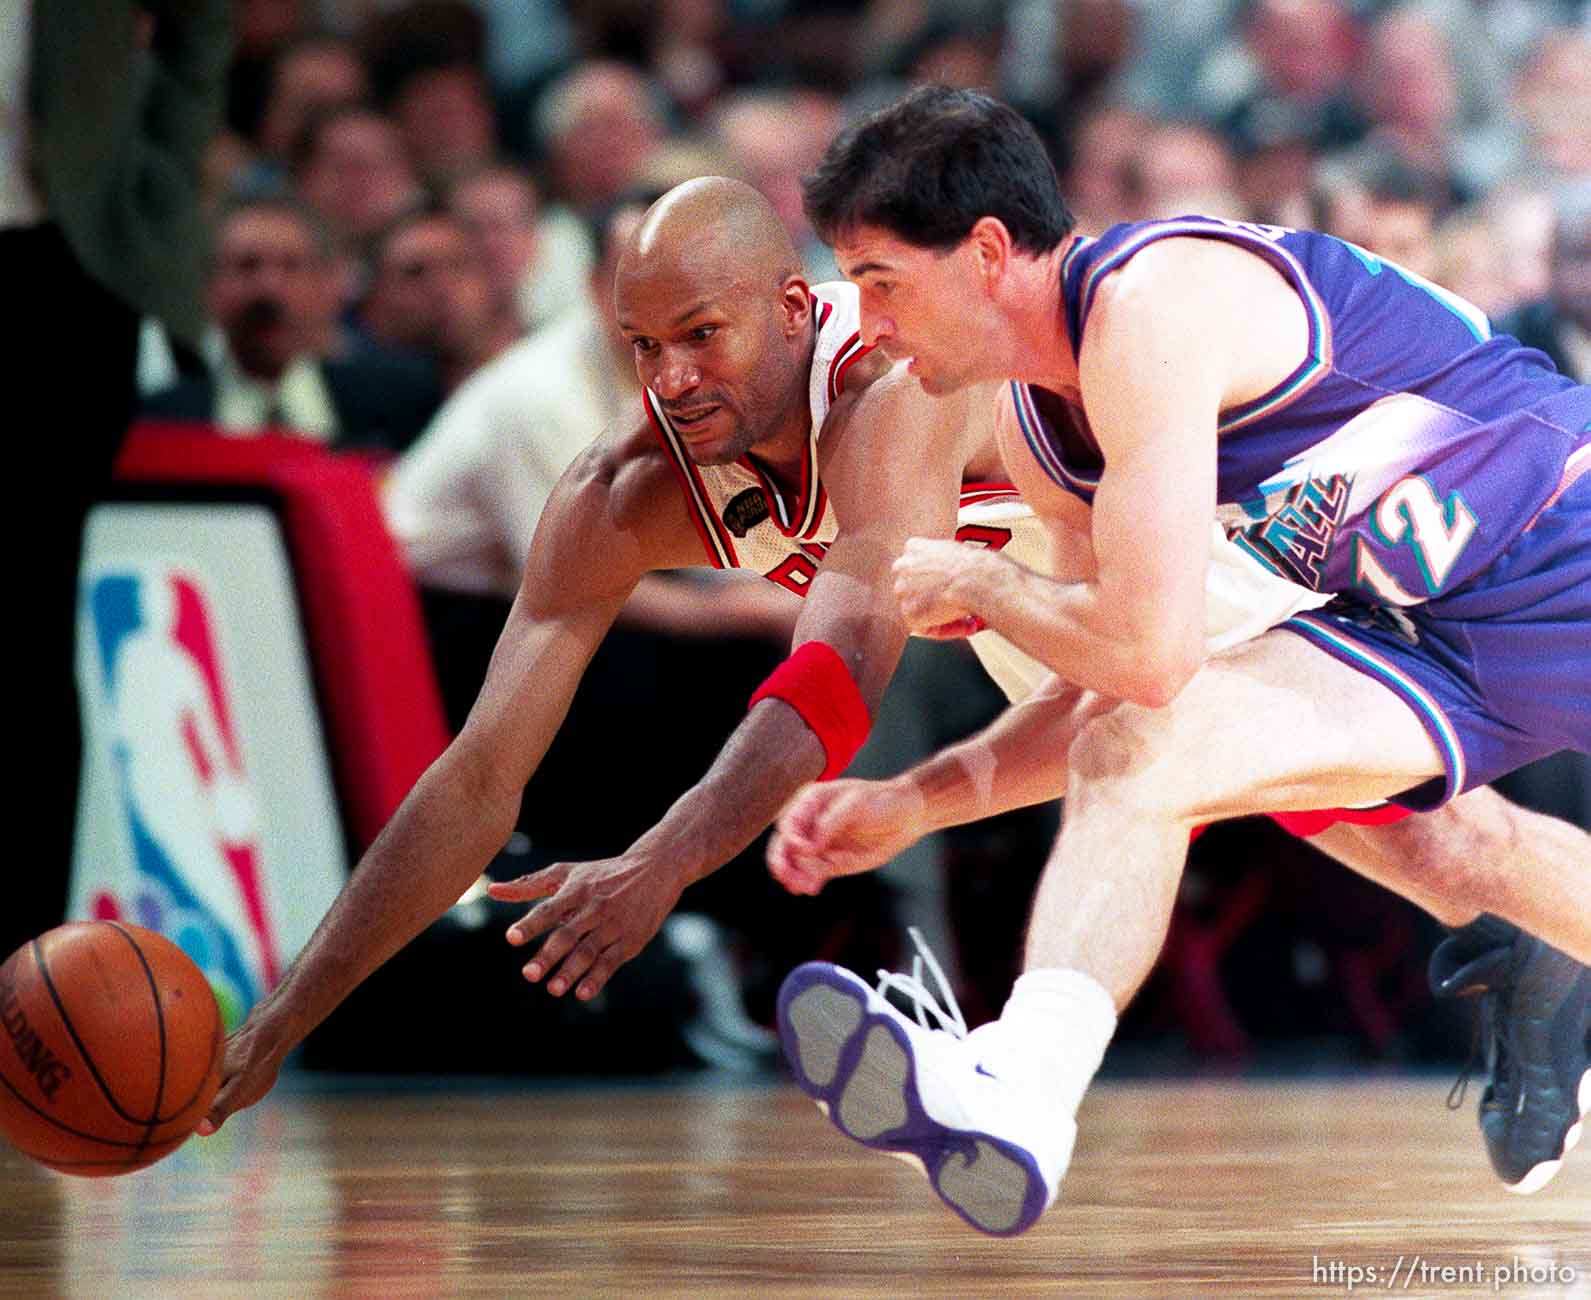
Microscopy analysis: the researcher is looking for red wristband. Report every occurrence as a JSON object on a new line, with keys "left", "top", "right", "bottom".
{"left": 749, "top": 641, "right": 871, "bottom": 780}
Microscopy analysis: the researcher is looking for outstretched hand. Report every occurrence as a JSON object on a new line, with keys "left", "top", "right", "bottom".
{"left": 486, "top": 856, "right": 685, "bottom": 999}
{"left": 195, "top": 1011, "right": 289, "bottom": 1138}
{"left": 768, "top": 778, "right": 932, "bottom": 895}
{"left": 892, "top": 538, "right": 988, "bottom": 638}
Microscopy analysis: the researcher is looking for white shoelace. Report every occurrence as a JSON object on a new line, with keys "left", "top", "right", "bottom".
{"left": 875, "top": 926, "right": 968, "bottom": 1039}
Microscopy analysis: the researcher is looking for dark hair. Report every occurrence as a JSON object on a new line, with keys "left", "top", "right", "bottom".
{"left": 1310, "top": 145, "right": 1445, "bottom": 230}
{"left": 803, "top": 85, "right": 1074, "bottom": 254}
{"left": 207, "top": 193, "right": 338, "bottom": 268}
{"left": 361, "top": 1, "right": 486, "bottom": 109}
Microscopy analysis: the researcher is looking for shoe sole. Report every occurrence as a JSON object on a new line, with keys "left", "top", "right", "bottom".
{"left": 1503, "top": 1068, "right": 1590, "bottom": 1196}
{"left": 777, "top": 963, "right": 1050, "bottom": 1237}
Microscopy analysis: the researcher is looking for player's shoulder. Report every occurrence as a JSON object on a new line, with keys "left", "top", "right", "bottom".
{"left": 821, "top": 361, "right": 996, "bottom": 486}
{"left": 552, "top": 417, "right": 700, "bottom": 560}
{"left": 563, "top": 418, "right": 674, "bottom": 507}
{"left": 1088, "top": 221, "right": 1292, "bottom": 331}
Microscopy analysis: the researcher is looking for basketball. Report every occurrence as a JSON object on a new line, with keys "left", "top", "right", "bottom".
{"left": 0, "top": 922, "right": 224, "bottom": 1177}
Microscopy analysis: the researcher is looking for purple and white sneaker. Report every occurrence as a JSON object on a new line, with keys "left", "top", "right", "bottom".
{"left": 776, "top": 929, "right": 1073, "bottom": 1236}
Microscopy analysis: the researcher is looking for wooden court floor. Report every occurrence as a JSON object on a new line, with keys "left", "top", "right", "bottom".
{"left": 0, "top": 1074, "right": 1586, "bottom": 1298}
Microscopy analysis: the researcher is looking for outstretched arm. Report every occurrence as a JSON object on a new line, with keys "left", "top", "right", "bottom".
{"left": 200, "top": 429, "right": 680, "bottom": 1132}
{"left": 488, "top": 365, "right": 990, "bottom": 999}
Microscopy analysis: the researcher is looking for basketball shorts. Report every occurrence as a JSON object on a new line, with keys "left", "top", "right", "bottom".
{"left": 1283, "top": 451, "right": 1591, "bottom": 810}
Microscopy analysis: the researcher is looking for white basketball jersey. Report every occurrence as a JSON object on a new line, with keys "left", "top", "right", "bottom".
{"left": 646, "top": 282, "right": 870, "bottom": 596}
{"left": 646, "top": 281, "right": 1327, "bottom": 704}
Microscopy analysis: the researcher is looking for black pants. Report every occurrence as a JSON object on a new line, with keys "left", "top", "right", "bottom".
{"left": 3, "top": 224, "right": 139, "bottom": 963}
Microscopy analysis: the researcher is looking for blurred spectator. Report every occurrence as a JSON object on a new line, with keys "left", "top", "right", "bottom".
{"left": 143, "top": 196, "right": 439, "bottom": 451}
{"left": 390, "top": 62, "right": 498, "bottom": 187}
{"left": 1062, "top": 102, "right": 1151, "bottom": 234}
{"left": 520, "top": 60, "right": 670, "bottom": 335}
{"left": 711, "top": 89, "right": 844, "bottom": 279}
{"left": 359, "top": 205, "right": 522, "bottom": 394}
{"left": 1429, "top": 179, "right": 1556, "bottom": 321}
{"left": 383, "top": 200, "right": 644, "bottom": 609}
{"left": 1238, "top": 134, "right": 1318, "bottom": 228}
{"left": 239, "top": 34, "right": 370, "bottom": 197}
{"left": 1129, "top": 121, "right": 1247, "bottom": 221}
{"left": 1353, "top": 7, "right": 1493, "bottom": 205}
{"left": 292, "top": 104, "right": 423, "bottom": 252}
{"left": 1002, "top": 0, "right": 1137, "bottom": 136}
{"left": 1512, "top": 27, "right": 1591, "bottom": 183}
{"left": 1314, "top": 147, "right": 1445, "bottom": 279}
{"left": 1483, "top": 180, "right": 1556, "bottom": 312}
{"left": 1392, "top": 0, "right": 1521, "bottom": 192}
{"left": 1432, "top": 206, "right": 1512, "bottom": 318}
{"left": 894, "top": 16, "right": 1005, "bottom": 93}
{"left": 1115, "top": 0, "right": 1245, "bottom": 122}
{"left": 447, "top": 165, "right": 544, "bottom": 333}
{"left": 9, "top": 0, "right": 231, "bottom": 962}
{"left": 1497, "top": 183, "right": 1591, "bottom": 383}
{"left": 363, "top": 1, "right": 498, "bottom": 186}
{"left": 566, "top": 0, "right": 740, "bottom": 118}
{"left": 1052, "top": 0, "right": 1139, "bottom": 122}
{"left": 653, "top": 0, "right": 733, "bottom": 120}
{"left": 532, "top": 60, "right": 669, "bottom": 216}
{"left": 227, "top": 0, "right": 311, "bottom": 147}
{"left": 1202, "top": 0, "right": 1368, "bottom": 158}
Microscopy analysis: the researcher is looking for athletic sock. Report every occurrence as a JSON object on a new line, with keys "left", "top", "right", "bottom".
{"left": 968, "top": 968, "right": 1118, "bottom": 1118}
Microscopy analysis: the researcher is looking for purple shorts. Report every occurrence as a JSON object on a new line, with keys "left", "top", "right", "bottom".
{"left": 1281, "top": 446, "right": 1591, "bottom": 810}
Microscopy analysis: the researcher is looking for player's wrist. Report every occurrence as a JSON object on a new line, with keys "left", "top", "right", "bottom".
{"left": 895, "top": 768, "right": 954, "bottom": 835}
{"left": 247, "top": 978, "right": 323, "bottom": 1062}
{"left": 945, "top": 549, "right": 995, "bottom": 621}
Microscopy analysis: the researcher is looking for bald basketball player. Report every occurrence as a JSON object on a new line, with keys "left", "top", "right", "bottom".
{"left": 199, "top": 179, "right": 1580, "bottom": 1166}
{"left": 197, "top": 177, "right": 1001, "bottom": 1131}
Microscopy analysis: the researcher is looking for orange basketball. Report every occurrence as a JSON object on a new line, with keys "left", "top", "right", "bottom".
{"left": 0, "top": 921, "right": 224, "bottom": 1176}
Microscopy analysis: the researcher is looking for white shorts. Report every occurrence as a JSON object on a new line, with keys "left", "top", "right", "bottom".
{"left": 952, "top": 504, "right": 1329, "bottom": 704}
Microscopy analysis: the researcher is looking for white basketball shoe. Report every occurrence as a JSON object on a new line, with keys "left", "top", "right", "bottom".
{"left": 776, "top": 929, "right": 1075, "bottom": 1236}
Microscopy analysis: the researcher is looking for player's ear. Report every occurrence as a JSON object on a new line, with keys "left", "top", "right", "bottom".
{"left": 777, "top": 276, "right": 813, "bottom": 339}
{"left": 966, "top": 217, "right": 1012, "bottom": 291}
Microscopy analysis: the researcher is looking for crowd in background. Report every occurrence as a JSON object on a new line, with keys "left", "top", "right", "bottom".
{"left": 99, "top": 0, "right": 1591, "bottom": 1063}
{"left": 143, "top": 0, "right": 1591, "bottom": 451}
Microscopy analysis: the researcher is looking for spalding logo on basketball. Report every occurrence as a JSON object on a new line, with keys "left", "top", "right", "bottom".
{"left": 0, "top": 921, "right": 224, "bottom": 1176}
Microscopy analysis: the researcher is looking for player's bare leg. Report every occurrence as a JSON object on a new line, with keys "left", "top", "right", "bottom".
{"left": 1016, "top": 633, "right": 1588, "bottom": 1203}
{"left": 779, "top": 632, "right": 1589, "bottom": 1231}
{"left": 779, "top": 635, "right": 1443, "bottom": 1234}
{"left": 1314, "top": 787, "right": 1591, "bottom": 1193}
{"left": 1312, "top": 788, "right": 1591, "bottom": 960}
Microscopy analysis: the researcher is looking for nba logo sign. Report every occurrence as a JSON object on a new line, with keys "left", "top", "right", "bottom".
{"left": 79, "top": 564, "right": 282, "bottom": 1029}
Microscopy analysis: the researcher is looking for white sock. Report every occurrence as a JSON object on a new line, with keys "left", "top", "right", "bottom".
{"left": 970, "top": 968, "right": 1117, "bottom": 1117}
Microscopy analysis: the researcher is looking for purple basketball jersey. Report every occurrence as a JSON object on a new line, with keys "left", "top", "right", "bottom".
{"left": 1011, "top": 216, "right": 1591, "bottom": 805}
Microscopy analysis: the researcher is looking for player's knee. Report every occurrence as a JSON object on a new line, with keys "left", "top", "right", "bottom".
{"left": 1067, "top": 706, "right": 1178, "bottom": 809}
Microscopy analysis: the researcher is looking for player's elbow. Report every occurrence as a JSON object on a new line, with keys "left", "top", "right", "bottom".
{"left": 1114, "top": 634, "right": 1203, "bottom": 708}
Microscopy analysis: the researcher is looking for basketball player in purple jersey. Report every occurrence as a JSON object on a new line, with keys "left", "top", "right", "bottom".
{"left": 771, "top": 87, "right": 1591, "bottom": 1235}
{"left": 196, "top": 177, "right": 1575, "bottom": 1217}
